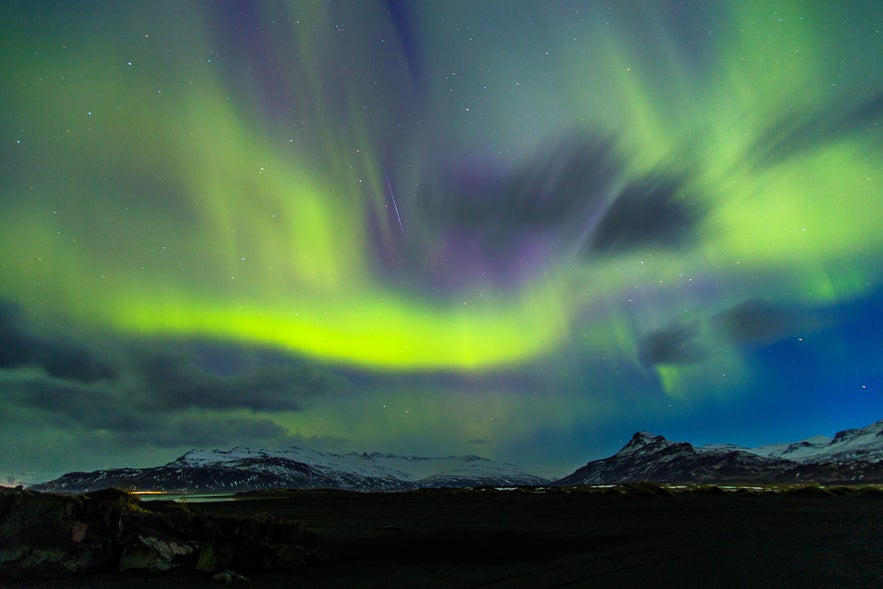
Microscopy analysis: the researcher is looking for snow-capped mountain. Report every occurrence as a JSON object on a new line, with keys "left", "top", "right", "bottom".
{"left": 30, "top": 446, "right": 548, "bottom": 493}
{"left": 28, "top": 420, "right": 883, "bottom": 492}
{"left": 554, "top": 432, "right": 798, "bottom": 486}
{"left": 745, "top": 420, "right": 883, "bottom": 464}
{"left": 555, "top": 419, "right": 883, "bottom": 486}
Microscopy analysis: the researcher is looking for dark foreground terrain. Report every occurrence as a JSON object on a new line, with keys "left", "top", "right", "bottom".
{"left": 6, "top": 485, "right": 883, "bottom": 588}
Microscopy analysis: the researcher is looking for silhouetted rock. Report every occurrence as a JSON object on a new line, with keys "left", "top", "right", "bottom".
{"left": 0, "top": 487, "right": 308, "bottom": 580}
{"left": 0, "top": 487, "right": 137, "bottom": 577}
{"left": 194, "top": 513, "right": 305, "bottom": 573}
{"left": 118, "top": 534, "right": 196, "bottom": 571}
{"left": 212, "top": 569, "right": 251, "bottom": 583}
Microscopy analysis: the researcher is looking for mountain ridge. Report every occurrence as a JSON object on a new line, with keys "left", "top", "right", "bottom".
{"left": 556, "top": 419, "right": 883, "bottom": 486}
{"left": 27, "top": 419, "right": 883, "bottom": 493}
{"left": 30, "top": 445, "right": 548, "bottom": 493}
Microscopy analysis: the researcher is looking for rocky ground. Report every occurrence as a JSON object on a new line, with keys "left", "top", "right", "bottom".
{"left": 0, "top": 487, "right": 309, "bottom": 583}
{"left": 4, "top": 484, "right": 883, "bottom": 588}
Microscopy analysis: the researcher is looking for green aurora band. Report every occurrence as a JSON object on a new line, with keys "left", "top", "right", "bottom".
{"left": 2, "top": 0, "right": 881, "bottom": 402}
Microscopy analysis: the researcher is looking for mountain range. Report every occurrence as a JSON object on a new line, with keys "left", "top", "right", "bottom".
{"left": 28, "top": 419, "right": 883, "bottom": 493}
{"left": 556, "top": 419, "right": 883, "bottom": 486}
{"left": 29, "top": 446, "right": 548, "bottom": 493}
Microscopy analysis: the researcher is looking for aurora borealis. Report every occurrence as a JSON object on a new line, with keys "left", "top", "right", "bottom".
{"left": 2, "top": 1, "right": 882, "bottom": 480}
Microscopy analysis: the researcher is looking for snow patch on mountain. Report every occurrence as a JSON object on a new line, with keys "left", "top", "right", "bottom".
{"left": 721, "top": 419, "right": 883, "bottom": 464}
{"left": 556, "top": 419, "right": 883, "bottom": 486}
{"left": 172, "top": 446, "right": 535, "bottom": 484}
{"left": 31, "top": 445, "right": 548, "bottom": 493}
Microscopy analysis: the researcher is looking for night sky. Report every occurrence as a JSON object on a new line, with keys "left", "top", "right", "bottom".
{"left": 2, "top": 1, "right": 883, "bottom": 481}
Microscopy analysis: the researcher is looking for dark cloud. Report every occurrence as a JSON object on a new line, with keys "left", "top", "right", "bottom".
{"left": 403, "top": 133, "right": 705, "bottom": 290}
{"left": 3, "top": 390, "right": 293, "bottom": 450}
{"left": 3, "top": 351, "right": 344, "bottom": 427}
{"left": 0, "top": 301, "right": 116, "bottom": 383}
{"left": 130, "top": 416, "right": 290, "bottom": 448}
{"left": 639, "top": 322, "right": 706, "bottom": 366}
{"left": 137, "top": 350, "right": 346, "bottom": 412}
{"left": 386, "top": 0, "right": 423, "bottom": 85}
{"left": 497, "top": 134, "right": 620, "bottom": 231}
{"left": 0, "top": 297, "right": 350, "bottom": 453}
{"left": 0, "top": 301, "right": 33, "bottom": 368}
{"left": 751, "top": 91, "right": 883, "bottom": 166}
{"left": 405, "top": 134, "right": 621, "bottom": 289}
{"left": 2, "top": 371, "right": 315, "bottom": 450}
{"left": 712, "top": 299, "right": 800, "bottom": 345}
{"left": 587, "top": 171, "right": 701, "bottom": 255}
{"left": 466, "top": 438, "right": 490, "bottom": 445}
{"left": 842, "top": 90, "right": 883, "bottom": 131}
{"left": 2, "top": 373, "right": 150, "bottom": 432}
{"left": 750, "top": 114, "right": 833, "bottom": 166}
{"left": 638, "top": 299, "right": 839, "bottom": 370}
{"left": 97, "top": 424, "right": 349, "bottom": 455}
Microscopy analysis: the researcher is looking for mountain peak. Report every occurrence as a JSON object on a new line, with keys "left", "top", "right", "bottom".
{"left": 620, "top": 431, "right": 668, "bottom": 454}
{"left": 556, "top": 418, "right": 883, "bottom": 486}
{"left": 33, "top": 444, "right": 549, "bottom": 493}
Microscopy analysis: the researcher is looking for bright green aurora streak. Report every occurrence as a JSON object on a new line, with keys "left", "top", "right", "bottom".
{"left": 1, "top": 1, "right": 882, "bottom": 477}
{"left": 3, "top": 2, "right": 879, "bottom": 380}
